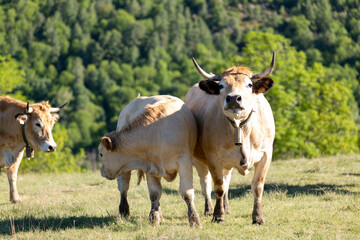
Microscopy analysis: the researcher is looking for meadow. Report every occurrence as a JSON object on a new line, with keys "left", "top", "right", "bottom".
{"left": 1, "top": 155, "right": 359, "bottom": 239}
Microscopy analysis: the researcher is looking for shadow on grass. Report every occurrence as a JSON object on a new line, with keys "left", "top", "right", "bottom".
{"left": 342, "top": 173, "right": 360, "bottom": 177}
{"left": 227, "top": 183, "right": 357, "bottom": 199}
{"left": 0, "top": 215, "right": 114, "bottom": 235}
{"left": 163, "top": 187, "right": 202, "bottom": 195}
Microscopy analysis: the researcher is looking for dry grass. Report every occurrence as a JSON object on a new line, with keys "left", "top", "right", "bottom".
{"left": 0, "top": 155, "right": 359, "bottom": 239}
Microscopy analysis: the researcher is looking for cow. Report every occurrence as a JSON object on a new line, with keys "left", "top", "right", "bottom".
{"left": 99, "top": 95, "right": 201, "bottom": 227}
{"left": 0, "top": 96, "right": 67, "bottom": 203}
{"left": 184, "top": 53, "right": 276, "bottom": 224}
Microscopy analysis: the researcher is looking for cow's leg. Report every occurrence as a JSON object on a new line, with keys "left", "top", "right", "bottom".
{"left": 146, "top": 175, "right": 163, "bottom": 226}
{"left": 251, "top": 152, "right": 271, "bottom": 225}
{"left": 7, "top": 153, "right": 23, "bottom": 203}
{"left": 179, "top": 158, "right": 201, "bottom": 227}
{"left": 193, "top": 160, "right": 213, "bottom": 216}
{"left": 209, "top": 165, "right": 225, "bottom": 223}
{"left": 117, "top": 171, "right": 131, "bottom": 218}
{"left": 223, "top": 168, "right": 233, "bottom": 215}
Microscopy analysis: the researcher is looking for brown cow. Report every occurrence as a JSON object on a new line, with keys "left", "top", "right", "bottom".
{"left": 99, "top": 95, "right": 201, "bottom": 227}
{"left": 0, "top": 96, "right": 66, "bottom": 203}
{"left": 185, "top": 53, "right": 276, "bottom": 224}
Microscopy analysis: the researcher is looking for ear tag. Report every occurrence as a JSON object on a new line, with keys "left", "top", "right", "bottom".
{"left": 26, "top": 146, "right": 34, "bottom": 159}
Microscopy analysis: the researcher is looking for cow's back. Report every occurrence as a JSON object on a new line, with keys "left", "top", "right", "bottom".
{"left": 116, "top": 95, "right": 198, "bottom": 156}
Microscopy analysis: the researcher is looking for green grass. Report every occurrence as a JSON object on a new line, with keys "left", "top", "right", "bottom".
{"left": 1, "top": 155, "right": 360, "bottom": 239}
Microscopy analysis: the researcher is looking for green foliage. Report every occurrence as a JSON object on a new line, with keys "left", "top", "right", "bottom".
{"left": 242, "top": 32, "right": 359, "bottom": 158}
{"left": 0, "top": 55, "right": 25, "bottom": 95}
{"left": 0, "top": 0, "right": 359, "bottom": 172}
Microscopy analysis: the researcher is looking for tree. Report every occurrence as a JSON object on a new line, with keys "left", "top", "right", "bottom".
{"left": 241, "top": 31, "right": 359, "bottom": 158}
{"left": 286, "top": 15, "right": 313, "bottom": 50}
{"left": 0, "top": 55, "right": 25, "bottom": 95}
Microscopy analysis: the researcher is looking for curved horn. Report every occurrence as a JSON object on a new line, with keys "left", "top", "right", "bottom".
{"left": 192, "top": 57, "right": 221, "bottom": 80}
{"left": 50, "top": 101, "right": 69, "bottom": 113}
{"left": 251, "top": 52, "right": 276, "bottom": 80}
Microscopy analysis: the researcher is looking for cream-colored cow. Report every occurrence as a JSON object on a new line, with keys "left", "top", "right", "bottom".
{"left": 185, "top": 53, "right": 276, "bottom": 224}
{"left": 99, "top": 95, "right": 201, "bottom": 227}
{"left": 0, "top": 96, "right": 66, "bottom": 203}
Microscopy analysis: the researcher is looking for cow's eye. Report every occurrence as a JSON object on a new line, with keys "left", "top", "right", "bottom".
{"left": 248, "top": 83, "right": 253, "bottom": 88}
{"left": 36, "top": 123, "right": 41, "bottom": 128}
{"left": 100, "top": 153, "right": 103, "bottom": 157}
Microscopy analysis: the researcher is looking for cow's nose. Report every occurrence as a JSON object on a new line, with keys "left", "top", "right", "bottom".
{"left": 226, "top": 95, "right": 242, "bottom": 103}
{"left": 226, "top": 95, "right": 242, "bottom": 109}
{"left": 48, "top": 144, "right": 56, "bottom": 152}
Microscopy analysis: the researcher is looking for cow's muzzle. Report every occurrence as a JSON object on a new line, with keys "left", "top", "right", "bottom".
{"left": 225, "top": 95, "right": 244, "bottom": 110}
{"left": 100, "top": 166, "right": 116, "bottom": 180}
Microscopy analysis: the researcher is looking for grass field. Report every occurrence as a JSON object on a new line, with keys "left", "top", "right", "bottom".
{"left": 1, "top": 155, "right": 359, "bottom": 239}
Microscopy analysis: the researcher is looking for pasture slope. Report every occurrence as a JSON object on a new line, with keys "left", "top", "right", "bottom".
{"left": 0, "top": 155, "right": 359, "bottom": 239}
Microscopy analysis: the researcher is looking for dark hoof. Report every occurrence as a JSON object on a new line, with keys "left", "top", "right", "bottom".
{"left": 252, "top": 218, "right": 265, "bottom": 225}
{"left": 204, "top": 209, "right": 214, "bottom": 216}
{"left": 211, "top": 215, "right": 225, "bottom": 223}
{"left": 119, "top": 203, "right": 130, "bottom": 218}
{"left": 11, "top": 198, "right": 21, "bottom": 204}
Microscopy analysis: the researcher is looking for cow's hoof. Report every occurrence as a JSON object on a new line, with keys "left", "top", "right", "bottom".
{"left": 119, "top": 203, "right": 130, "bottom": 218}
{"left": 10, "top": 198, "right": 21, "bottom": 204}
{"left": 211, "top": 215, "right": 225, "bottom": 223}
{"left": 189, "top": 211, "right": 201, "bottom": 228}
{"left": 149, "top": 211, "right": 163, "bottom": 226}
{"left": 204, "top": 209, "right": 214, "bottom": 216}
{"left": 252, "top": 218, "right": 265, "bottom": 225}
{"left": 225, "top": 209, "right": 231, "bottom": 215}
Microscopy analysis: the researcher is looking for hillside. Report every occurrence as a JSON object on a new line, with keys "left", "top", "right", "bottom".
{"left": 0, "top": 0, "right": 359, "bottom": 170}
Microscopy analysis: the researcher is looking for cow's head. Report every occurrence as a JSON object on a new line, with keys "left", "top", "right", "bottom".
{"left": 193, "top": 53, "right": 275, "bottom": 126}
{"left": 15, "top": 101, "right": 67, "bottom": 152}
{"left": 99, "top": 134, "right": 127, "bottom": 180}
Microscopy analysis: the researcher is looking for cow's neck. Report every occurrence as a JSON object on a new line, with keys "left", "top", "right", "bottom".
{"left": 21, "top": 124, "right": 34, "bottom": 159}
{"left": 225, "top": 110, "right": 255, "bottom": 169}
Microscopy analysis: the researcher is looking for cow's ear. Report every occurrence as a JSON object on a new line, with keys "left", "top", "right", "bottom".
{"left": 52, "top": 113, "right": 60, "bottom": 122}
{"left": 199, "top": 80, "right": 221, "bottom": 95}
{"left": 101, "top": 137, "right": 113, "bottom": 151}
{"left": 15, "top": 113, "right": 29, "bottom": 125}
{"left": 253, "top": 78, "right": 274, "bottom": 94}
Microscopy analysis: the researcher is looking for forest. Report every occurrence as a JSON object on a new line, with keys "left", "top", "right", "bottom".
{"left": 0, "top": 0, "right": 359, "bottom": 172}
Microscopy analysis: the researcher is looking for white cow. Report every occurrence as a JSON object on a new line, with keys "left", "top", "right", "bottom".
{"left": 99, "top": 95, "right": 201, "bottom": 227}
{"left": 185, "top": 53, "right": 276, "bottom": 224}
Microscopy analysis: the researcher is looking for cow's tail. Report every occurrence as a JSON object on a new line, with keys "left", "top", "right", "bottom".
{"left": 137, "top": 170, "right": 145, "bottom": 185}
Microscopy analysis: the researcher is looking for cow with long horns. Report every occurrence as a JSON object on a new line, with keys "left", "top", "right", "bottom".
{"left": 185, "top": 53, "right": 276, "bottom": 224}
{"left": 0, "top": 96, "right": 67, "bottom": 203}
